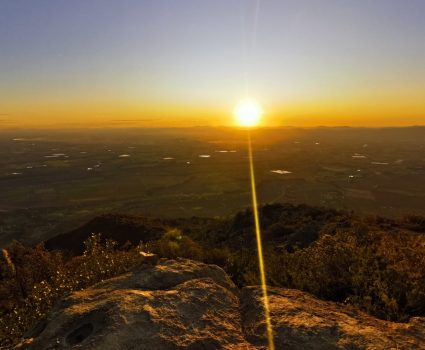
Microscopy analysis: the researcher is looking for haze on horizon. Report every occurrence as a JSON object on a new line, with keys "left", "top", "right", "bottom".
{"left": 1, "top": 0, "right": 424, "bottom": 128}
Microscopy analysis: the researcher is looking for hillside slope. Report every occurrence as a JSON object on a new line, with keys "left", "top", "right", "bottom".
{"left": 2, "top": 203, "right": 425, "bottom": 346}
{"left": 40, "top": 203, "right": 425, "bottom": 322}
{"left": 44, "top": 203, "right": 425, "bottom": 257}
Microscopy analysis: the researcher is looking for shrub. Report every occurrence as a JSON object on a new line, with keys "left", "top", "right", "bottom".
{"left": 146, "top": 228, "right": 203, "bottom": 260}
{"left": 0, "top": 234, "right": 144, "bottom": 347}
{"left": 263, "top": 226, "right": 425, "bottom": 321}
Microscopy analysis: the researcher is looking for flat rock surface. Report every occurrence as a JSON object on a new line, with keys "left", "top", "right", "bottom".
{"left": 16, "top": 258, "right": 425, "bottom": 349}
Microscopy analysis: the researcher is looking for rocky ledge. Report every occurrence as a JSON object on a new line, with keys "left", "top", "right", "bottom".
{"left": 16, "top": 258, "right": 425, "bottom": 349}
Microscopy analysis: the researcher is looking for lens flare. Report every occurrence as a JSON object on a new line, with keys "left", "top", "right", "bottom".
{"left": 247, "top": 132, "right": 275, "bottom": 350}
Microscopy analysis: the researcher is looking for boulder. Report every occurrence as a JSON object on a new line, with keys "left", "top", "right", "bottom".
{"left": 241, "top": 287, "right": 425, "bottom": 349}
{"left": 16, "top": 259, "right": 425, "bottom": 349}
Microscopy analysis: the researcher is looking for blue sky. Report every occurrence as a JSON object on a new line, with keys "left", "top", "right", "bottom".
{"left": 1, "top": 0, "right": 424, "bottom": 127}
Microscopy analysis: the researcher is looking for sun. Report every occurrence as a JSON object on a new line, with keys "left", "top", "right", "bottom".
{"left": 234, "top": 99, "right": 263, "bottom": 127}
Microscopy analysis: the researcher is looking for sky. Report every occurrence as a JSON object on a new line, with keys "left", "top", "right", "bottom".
{"left": 0, "top": 0, "right": 424, "bottom": 128}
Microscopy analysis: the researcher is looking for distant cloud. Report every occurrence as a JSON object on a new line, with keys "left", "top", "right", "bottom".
{"left": 0, "top": 120, "right": 15, "bottom": 125}
{"left": 110, "top": 119, "right": 161, "bottom": 123}
{"left": 0, "top": 113, "right": 11, "bottom": 123}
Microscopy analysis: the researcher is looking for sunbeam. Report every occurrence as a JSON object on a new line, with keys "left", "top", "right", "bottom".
{"left": 246, "top": 127, "right": 275, "bottom": 349}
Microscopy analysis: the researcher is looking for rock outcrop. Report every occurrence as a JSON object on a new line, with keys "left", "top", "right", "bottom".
{"left": 16, "top": 259, "right": 425, "bottom": 349}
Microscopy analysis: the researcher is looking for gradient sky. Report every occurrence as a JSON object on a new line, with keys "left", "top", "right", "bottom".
{"left": 1, "top": 0, "right": 424, "bottom": 128}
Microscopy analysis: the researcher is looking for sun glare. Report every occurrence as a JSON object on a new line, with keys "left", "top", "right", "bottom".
{"left": 234, "top": 99, "right": 262, "bottom": 127}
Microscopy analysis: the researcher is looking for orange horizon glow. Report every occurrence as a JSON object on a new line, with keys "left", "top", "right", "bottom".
{"left": 1, "top": 72, "right": 425, "bottom": 129}
{"left": 1, "top": 101, "right": 424, "bottom": 129}
{"left": 2, "top": 88, "right": 424, "bottom": 128}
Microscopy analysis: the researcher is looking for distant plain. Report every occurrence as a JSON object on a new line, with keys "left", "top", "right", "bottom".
{"left": 1, "top": 126, "right": 424, "bottom": 246}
